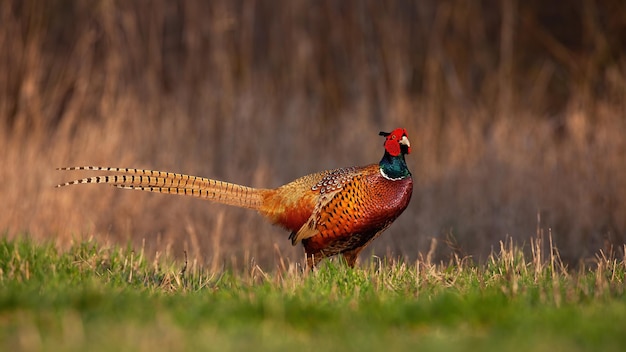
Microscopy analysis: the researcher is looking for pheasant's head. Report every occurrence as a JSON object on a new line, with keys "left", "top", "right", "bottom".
{"left": 378, "top": 128, "right": 412, "bottom": 180}
{"left": 379, "top": 128, "right": 411, "bottom": 156}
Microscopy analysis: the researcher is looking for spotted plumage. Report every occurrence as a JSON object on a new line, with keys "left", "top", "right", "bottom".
{"left": 57, "top": 128, "right": 413, "bottom": 268}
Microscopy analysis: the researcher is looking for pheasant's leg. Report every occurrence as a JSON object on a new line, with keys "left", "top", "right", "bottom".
{"left": 306, "top": 252, "right": 323, "bottom": 270}
{"left": 341, "top": 247, "right": 363, "bottom": 268}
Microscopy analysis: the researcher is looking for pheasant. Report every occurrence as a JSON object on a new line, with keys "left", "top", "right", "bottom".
{"left": 57, "top": 128, "right": 413, "bottom": 268}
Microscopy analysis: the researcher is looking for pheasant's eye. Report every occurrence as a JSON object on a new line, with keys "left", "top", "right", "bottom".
{"left": 392, "top": 135, "right": 396, "bottom": 139}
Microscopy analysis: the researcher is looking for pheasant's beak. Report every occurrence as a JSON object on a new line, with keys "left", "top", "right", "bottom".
{"left": 399, "top": 135, "right": 411, "bottom": 154}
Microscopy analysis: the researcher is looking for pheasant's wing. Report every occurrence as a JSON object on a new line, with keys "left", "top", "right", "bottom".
{"left": 289, "top": 167, "right": 359, "bottom": 245}
{"left": 289, "top": 190, "right": 340, "bottom": 244}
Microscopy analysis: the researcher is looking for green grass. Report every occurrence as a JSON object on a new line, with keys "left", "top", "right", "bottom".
{"left": 0, "top": 237, "right": 625, "bottom": 351}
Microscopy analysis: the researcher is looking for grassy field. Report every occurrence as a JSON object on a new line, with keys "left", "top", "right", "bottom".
{"left": 1, "top": 236, "right": 625, "bottom": 351}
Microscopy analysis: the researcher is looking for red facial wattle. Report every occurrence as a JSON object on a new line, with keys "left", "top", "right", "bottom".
{"left": 382, "top": 128, "right": 411, "bottom": 156}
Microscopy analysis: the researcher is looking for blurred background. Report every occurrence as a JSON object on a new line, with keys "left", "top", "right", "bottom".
{"left": 1, "top": 0, "right": 625, "bottom": 269}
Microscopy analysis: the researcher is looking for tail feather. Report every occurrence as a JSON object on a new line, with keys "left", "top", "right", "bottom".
{"left": 57, "top": 166, "right": 266, "bottom": 210}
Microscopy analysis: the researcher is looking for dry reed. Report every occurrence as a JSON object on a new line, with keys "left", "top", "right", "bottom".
{"left": 1, "top": 0, "right": 625, "bottom": 269}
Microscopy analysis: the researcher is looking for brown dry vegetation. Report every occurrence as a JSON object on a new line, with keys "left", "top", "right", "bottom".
{"left": 1, "top": 0, "right": 625, "bottom": 269}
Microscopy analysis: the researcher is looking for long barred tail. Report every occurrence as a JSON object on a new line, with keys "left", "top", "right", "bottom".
{"left": 57, "top": 166, "right": 266, "bottom": 210}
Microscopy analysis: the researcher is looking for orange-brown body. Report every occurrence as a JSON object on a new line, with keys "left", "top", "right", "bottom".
{"left": 259, "top": 165, "right": 413, "bottom": 266}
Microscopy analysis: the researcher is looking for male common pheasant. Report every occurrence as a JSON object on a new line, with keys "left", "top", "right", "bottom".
{"left": 57, "top": 128, "right": 413, "bottom": 268}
